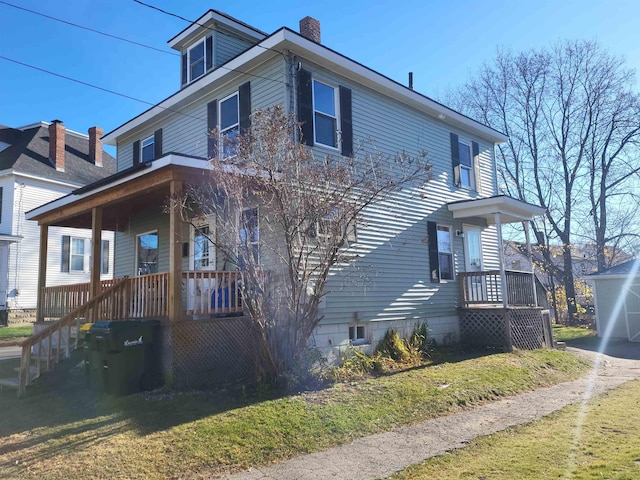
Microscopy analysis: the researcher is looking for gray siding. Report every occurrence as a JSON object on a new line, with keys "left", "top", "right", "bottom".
{"left": 214, "top": 28, "right": 253, "bottom": 67}
{"left": 592, "top": 278, "right": 630, "bottom": 339}
{"left": 116, "top": 56, "right": 286, "bottom": 171}
{"left": 300, "top": 62, "right": 500, "bottom": 327}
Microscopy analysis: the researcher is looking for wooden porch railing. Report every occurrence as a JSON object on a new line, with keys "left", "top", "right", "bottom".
{"left": 41, "top": 278, "right": 119, "bottom": 319}
{"left": 183, "top": 270, "right": 243, "bottom": 316}
{"left": 459, "top": 270, "right": 548, "bottom": 308}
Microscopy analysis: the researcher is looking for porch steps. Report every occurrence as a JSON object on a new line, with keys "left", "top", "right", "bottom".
{"left": 0, "top": 367, "right": 38, "bottom": 391}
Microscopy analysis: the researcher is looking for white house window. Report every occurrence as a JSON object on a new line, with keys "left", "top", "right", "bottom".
{"left": 70, "top": 238, "right": 86, "bottom": 272}
{"left": 437, "top": 225, "right": 454, "bottom": 280}
{"left": 191, "top": 218, "right": 216, "bottom": 270}
{"left": 101, "top": 240, "right": 110, "bottom": 275}
{"left": 313, "top": 80, "right": 338, "bottom": 148}
{"left": 137, "top": 231, "right": 158, "bottom": 275}
{"left": 349, "top": 325, "right": 367, "bottom": 345}
{"left": 219, "top": 92, "right": 239, "bottom": 159}
{"left": 238, "top": 207, "right": 259, "bottom": 268}
{"left": 188, "top": 39, "right": 206, "bottom": 82}
{"left": 141, "top": 136, "right": 154, "bottom": 163}
{"left": 458, "top": 139, "right": 473, "bottom": 189}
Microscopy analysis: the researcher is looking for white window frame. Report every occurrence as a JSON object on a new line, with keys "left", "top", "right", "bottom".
{"left": 238, "top": 207, "right": 259, "bottom": 267}
{"left": 437, "top": 224, "right": 454, "bottom": 281}
{"left": 190, "top": 217, "right": 216, "bottom": 270}
{"left": 136, "top": 230, "right": 159, "bottom": 275}
{"left": 70, "top": 237, "right": 87, "bottom": 273}
{"left": 100, "top": 239, "right": 110, "bottom": 275}
{"left": 349, "top": 324, "right": 368, "bottom": 345}
{"left": 219, "top": 92, "right": 240, "bottom": 159}
{"left": 312, "top": 79, "right": 340, "bottom": 150}
{"left": 141, "top": 135, "right": 154, "bottom": 163}
{"left": 458, "top": 139, "right": 474, "bottom": 189}
{"left": 187, "top": 38, "right": 206, "bottom": 83}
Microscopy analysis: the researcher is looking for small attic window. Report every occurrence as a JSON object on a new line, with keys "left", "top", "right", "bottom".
{"left": 0, "top": 141, "right": 10, "bottom": 153}
{"left": 188, "top": 39, "right": 206, "bottom": 82}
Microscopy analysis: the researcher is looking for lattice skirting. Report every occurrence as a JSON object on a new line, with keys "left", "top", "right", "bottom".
{"left": 459, "top": 308, "right": 547, "bottom": 350}
{"left": 160, "top": 316, "right": 260, "bottom": 389}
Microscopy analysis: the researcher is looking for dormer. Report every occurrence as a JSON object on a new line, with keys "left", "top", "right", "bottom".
{"left": 168, "top": 10, "right": 267, "bottom": 88}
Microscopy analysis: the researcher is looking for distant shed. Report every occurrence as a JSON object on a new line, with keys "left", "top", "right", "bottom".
{"left": 588, "top": 259, "right": 640, "bottom": 342}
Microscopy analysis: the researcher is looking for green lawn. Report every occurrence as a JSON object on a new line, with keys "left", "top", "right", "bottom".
{"left": 0, "top": 349, "right": 589, "bottom": 479}
{"left": 390, "top": 379, "right": 640, "bottom": 479}
{"left": 0, "top": 324, "right": 32, "bottom": 346}
{"left": 553, "top": 324, "right": 597, "bottom": 342}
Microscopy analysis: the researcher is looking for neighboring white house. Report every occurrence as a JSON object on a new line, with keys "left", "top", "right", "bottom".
{"left": 0, "top": 121, "right": 115, "bottom": 323}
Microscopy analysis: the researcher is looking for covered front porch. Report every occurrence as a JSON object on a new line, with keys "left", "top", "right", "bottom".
{"left": 17, "top": 155, "right": 257, "bottom": 395}
{"left": 447, "top": 195, "right": 553, "bottom": 350}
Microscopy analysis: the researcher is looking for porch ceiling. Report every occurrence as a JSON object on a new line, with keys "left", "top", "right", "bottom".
{"left": 447, "top": 195, "right": 545, "bottom": 224}
{"left": 26, "top": 155, "right": 211, "bottom": 230}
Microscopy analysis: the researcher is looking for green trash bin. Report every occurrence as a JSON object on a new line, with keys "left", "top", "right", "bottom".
{"left": 86, "top": 320, "right": 161, "bottom": 395}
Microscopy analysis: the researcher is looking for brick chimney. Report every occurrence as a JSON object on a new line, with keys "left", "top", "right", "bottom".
{"left": 299, "top": 16, "right": 321, "bottom": 43}
{"left": 88, "top": 126, "right": 103, "bottom": 167}
{"left": 49, "top": 119, "right": 65, "bottom": 172}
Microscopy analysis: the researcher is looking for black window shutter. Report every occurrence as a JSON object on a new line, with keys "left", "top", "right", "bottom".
{"left": 239, "top": 81, "right": 251, "bottom": 135}
{"left": 154, "top": 129, "right": 163, "bottom": 160}
{"left": 427, "top": 221, "right": 440, "bottom": 283}
{"left": 133, "top": 140, "right": 140, "bottom": 166}
{"left": 339, "top": 86, "right": 353, "bottom": 157}
{"left": 450, "top": 132, "right": 460, "bottom": 187}
{"left": 0, "top": 187, "right": 3, "bottom": 224}
{"left": 297, "top": 68, "right": 314, "bottom": 146}
{"left": 61, "top": 235, "right": 70, "bottom": 272}
{"left": 206, "top": 36, "right": 213, "bottom": 71}
{"left": 207, "top": 100, "right": 218, "bottom": 159}
{"left": 181, "top": 52, "right": 187, "bottom": 85}
{"left": 472, "top": 141, "right": 481, "bottom": 193}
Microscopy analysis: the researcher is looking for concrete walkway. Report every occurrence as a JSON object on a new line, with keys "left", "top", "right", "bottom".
{"left": 0, "top": 345, "right": 21, "bottom": 361}
{"left": 226, "top": 343, "right": 640, "bottom": 480}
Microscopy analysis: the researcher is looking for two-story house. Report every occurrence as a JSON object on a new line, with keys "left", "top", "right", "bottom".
{"left": 17, "top": 11, "right": 549, "bottom": 393}
{"left": 0, "top": 121, "right": 115, "bottom": 325}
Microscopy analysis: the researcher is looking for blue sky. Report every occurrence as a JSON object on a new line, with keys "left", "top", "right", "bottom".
{"left": 1, "top": 0, "right": 639, "bottom": 151}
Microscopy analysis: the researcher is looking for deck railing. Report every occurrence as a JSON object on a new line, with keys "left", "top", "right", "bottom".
{"left": 183, "top": 270, "right": 243, "bottom": 316}
{"left": 459, "top": 270, "right": 548, "bottom": 308}
{"left": 41, "top": 279, "right": 118, "bottom": 319}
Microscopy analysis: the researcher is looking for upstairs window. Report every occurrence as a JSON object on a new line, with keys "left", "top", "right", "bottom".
{"left": 188, "top": 39, "right": 206, "bottom": 82}
{"left": 141, "top": 136, "right": 154, "bottom": 163}
{"left": 458, "top": 140, "right": 473, "bottom": 189}
{"left": 219, "top": 92, "right": 239, "bottom": 159}
{"left": 312, "top": 80, "right": 338, "bottom": 148}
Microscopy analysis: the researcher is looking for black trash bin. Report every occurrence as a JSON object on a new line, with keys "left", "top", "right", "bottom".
{"left": 86, "top": 319, "right": 161, "bottom": 395}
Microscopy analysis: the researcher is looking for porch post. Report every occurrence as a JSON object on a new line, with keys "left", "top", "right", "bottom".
{"left": 90, "top": 207, "right": 103, "bottom": 299}
{"left": 524, "top": 221, "right": 538, "bottom": 307}
{"left": 495, "top": 213, "right": 508, "bottom": 308}
{"left": 168, "top": 180, "right": 183, "bottom": 323}
{"left": 36, "top": 224, "right": 48, "bottom": 323}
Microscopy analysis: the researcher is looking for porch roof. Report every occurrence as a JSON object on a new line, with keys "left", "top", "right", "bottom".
{"left": 25, "top": 154, "right": 210, "bottom": 230}
{"left": 447, "top": 195, "right": 545, "bottom": 224}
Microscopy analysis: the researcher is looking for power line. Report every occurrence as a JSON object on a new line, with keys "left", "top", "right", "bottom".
{"left": 131, "top": 0, "right": 284, "bottom": 58}
{"left": 0, "top": 54, "right": 206, "bottom": 122}
{"left": 0, "top": 0, "right": 178, "bottom": 57}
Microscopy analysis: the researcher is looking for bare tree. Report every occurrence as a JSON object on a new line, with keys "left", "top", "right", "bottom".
{"left": 457, "top": 40, "right": 640, "bottom": 323}
{"left": 173, "top": 106, "right": 431, "bottom": 381}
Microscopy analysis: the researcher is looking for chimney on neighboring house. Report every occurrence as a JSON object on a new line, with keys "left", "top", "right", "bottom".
{"left": 88, "top": 126, "right": 103, "bottom": 167}
{"left": 49, "top": 119, "right": 65, "bottom": 172}
{"left": 299, "top": 16, "right": 321, "bottom": 43}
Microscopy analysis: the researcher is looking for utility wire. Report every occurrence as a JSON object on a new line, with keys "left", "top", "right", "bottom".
{"left": 0, "top": 0, "right": 178, "bottom": 57}
{"left": 0, "top": 55, "right": 206, "bottom": 122}
{"left": 131, "top": 0, "right": 284, "bottom": 58}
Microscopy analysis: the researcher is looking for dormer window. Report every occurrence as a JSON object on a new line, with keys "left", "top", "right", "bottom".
{"left": 188, "top": 39, "right": 206, "bottom": 82}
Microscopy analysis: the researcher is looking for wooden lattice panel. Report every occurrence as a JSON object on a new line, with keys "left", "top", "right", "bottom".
{"left": 509, "top": 309, "right": 544, "bottom": 350}
{"left": 459, "top": 308, "right": 509, "bottom": 349}
{"left": 160, "top": 316, "right": 260, "bottom": 389}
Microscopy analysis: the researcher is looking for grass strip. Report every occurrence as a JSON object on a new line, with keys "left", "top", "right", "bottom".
{"left": 0, "top": 349, "right": 589, "bottom": 479}
{"left": 390, "top": 379, "right": 640, "bottom": 480}
{"left": 552, "top": 324, "right": 597, "bottom": 342}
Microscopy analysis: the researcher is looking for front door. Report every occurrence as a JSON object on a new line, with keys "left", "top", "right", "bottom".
{"left": 463, "top": 225, "right": 485, "bottom": 303}
{"left": 625, "top": 283, "right": 640, "bottom": 342}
